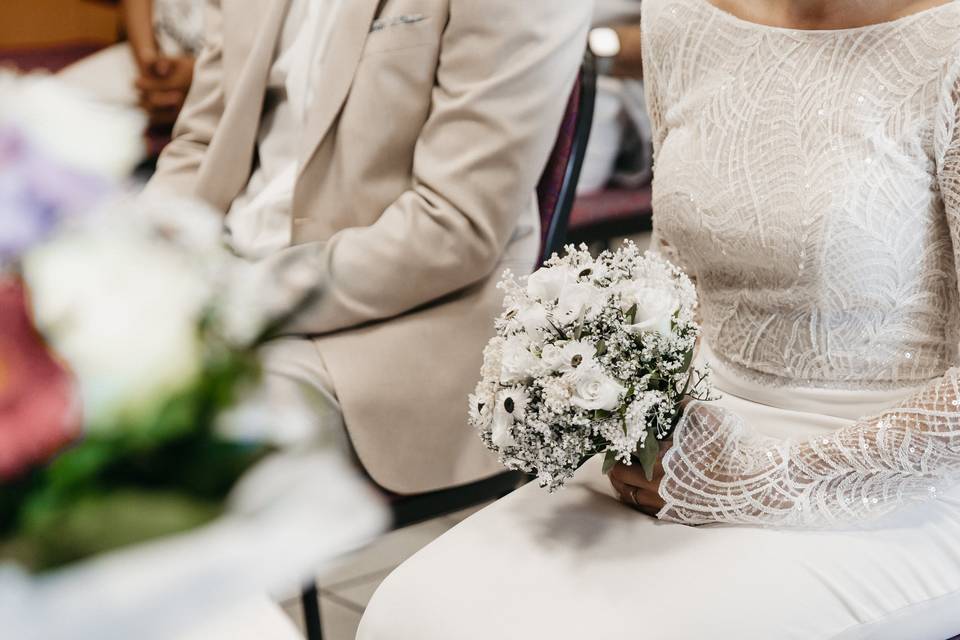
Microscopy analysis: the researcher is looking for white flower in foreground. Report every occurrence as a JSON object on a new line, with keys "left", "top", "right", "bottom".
{"left": 0, "top": 71, "right": 145, "bottom": 179}
{"left": 526, "top": 264, "right": 575, "bottom": 302}
{"left": 618, "top": 283, "right": 678, "bottom": 336}
{"left": 135, "top": 193, "right": 225, "bottom": 255}
{"left": 492, "top": 388, "right": 528, "bottom": 449}
{"left": 23, "top": 218, "right": 210, "bottom": 427}
{"left": 499, "top": 335, "right": 539, "bottom": 385}
{"left": 565, "top": 364, "right": 625, "bottom": 412}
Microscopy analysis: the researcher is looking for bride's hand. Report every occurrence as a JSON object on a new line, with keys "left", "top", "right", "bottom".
{"left": 608, "top": 440, "right": 673, "bottom": 517}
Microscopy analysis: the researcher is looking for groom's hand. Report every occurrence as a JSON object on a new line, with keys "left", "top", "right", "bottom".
{"left": 609, "top": 441, "right": 672, "bottom": 517}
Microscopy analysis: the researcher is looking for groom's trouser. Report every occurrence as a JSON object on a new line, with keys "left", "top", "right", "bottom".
{"left": 258, "top": 337, "right": 345, "bottom": 450}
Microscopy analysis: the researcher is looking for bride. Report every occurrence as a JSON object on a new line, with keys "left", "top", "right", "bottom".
{"left": 359, "top": 0, "right": 960, "bottom": 637}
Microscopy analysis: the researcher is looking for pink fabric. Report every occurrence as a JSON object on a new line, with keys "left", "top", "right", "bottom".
{"left": 0, "top": 278, "right": 80, "bottom": 480}
{"left": 569, "top": 186, "right": 652, "bottom": 231}
{"left": 0, "top": 42, "right": 107, "bottom": 73}
{"left": 536, "top": 75, "right": 582, "bottom": 256}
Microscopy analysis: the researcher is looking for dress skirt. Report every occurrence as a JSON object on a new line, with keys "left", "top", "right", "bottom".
{"left": 358, "top": 343, "right": 960, "bottom": 640}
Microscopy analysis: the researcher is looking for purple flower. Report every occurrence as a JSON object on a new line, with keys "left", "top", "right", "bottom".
{"left": 0, "top": 127, "right": 109, "bottom": 264}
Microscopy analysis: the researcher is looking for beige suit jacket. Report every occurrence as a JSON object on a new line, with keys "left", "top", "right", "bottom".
{"left": 145, "top": 0, "right": 592, "bottom": 493}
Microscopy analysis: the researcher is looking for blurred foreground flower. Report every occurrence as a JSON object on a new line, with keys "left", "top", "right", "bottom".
{"left": 0, "top": 72, "right": 144, "bottom": 180}
{"left": 0, "top": 279, "right": 80, "bottom": 480}
{"left": 23, "top": 209, "right": 211, "bottom": 428}
{"left": 0, "top": 69, "right": 385, "bottom": 640}
{"left": 0, "top": 71, "right": 145, "bottom": 265}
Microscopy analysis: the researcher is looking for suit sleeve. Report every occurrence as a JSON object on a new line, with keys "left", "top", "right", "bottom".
{"left": 142, "top": 0, "right": 225, "bottom": 199}
{"left": 274, "top": 0, "right": 593, "bottom": 336}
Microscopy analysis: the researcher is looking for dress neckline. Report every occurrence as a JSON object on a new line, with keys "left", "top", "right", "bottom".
{"left": 697, "top": 0, "right": 956, "bottom": 34}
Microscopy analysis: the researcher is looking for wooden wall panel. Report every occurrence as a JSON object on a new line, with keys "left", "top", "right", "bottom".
{"left": 0, "top": 0, "right": 120, "bottom": 48}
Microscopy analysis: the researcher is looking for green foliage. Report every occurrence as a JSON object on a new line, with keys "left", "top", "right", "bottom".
{"left": 635, "top": 430, "right": 660, "bottom": 482}
{"left": 12, "top": 490, "right": 224, "bottom": 570}
{"left": 0, "top": 346, "right": 272, "bottom": 572}
{"left": 601, "top": 450, "right": 618, "bottom": 475}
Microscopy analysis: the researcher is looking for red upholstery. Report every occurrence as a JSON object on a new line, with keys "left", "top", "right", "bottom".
{"left": 536, "top": 75, "right": 582, "bottom": 262}
{"left": 570, "top": 185, "right": 652, "bottom": 233}
{"left": 0, "top": 41, "right": 107, "bottom": 73}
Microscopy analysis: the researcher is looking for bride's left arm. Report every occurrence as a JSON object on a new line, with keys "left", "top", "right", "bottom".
{"left": 646, "top": 59, "right": 960, "bottom": 529}
{"left": 656, "top": 375, "right": 960, "bottom": 527}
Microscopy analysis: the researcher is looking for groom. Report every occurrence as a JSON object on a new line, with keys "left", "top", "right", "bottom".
{"left": 144, "top": 0, "right": 592, "bottom": 493}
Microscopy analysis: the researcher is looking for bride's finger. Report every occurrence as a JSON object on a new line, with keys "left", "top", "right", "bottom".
{"left": 609, "top": 476, "right": 632, "bottom": 501}
{"left": 611, "top": 475, "right": 659, "bottom": 508}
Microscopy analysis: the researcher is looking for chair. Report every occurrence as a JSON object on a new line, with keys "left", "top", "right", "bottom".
{"left": 300, "top": 52, "right": 597, "bottom": 640}
{"left": 537, "top": 53, "right": 598, "bottom": 264}
{"left": 567, "top": 183, "right": 653, "bottom": 250}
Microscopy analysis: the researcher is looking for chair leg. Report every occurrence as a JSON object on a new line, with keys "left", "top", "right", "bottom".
{"left": 302, "top": 581, "right": 323, "bottom": 640}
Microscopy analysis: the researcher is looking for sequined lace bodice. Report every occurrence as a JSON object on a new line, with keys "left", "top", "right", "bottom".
{"left": 645, "top": 0, "right": 960, "bottom": 389}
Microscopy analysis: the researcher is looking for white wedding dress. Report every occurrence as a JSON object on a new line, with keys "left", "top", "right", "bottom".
{"left": 358, "top": 1, "right": 960, "bottom": 637}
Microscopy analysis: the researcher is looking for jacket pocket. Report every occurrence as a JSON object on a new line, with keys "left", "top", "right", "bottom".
{"left": 362, "top": 15, "right": 438, "bottom": 56}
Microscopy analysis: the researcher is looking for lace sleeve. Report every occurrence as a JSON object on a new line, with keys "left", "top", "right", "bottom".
{"left": 659, "top": 373, "right": 960, "bottom": 527}
{"left": 656, "top": 58, "right": 960, "bottom": 529}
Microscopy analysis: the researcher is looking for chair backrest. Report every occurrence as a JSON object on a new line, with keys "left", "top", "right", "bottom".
{"left": 536, "top": 52, "right": 598, "bottom": 267}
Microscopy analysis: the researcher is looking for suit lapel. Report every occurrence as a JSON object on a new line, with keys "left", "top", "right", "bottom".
{"left": 296, "top": 0, "right": 384, "bottom": 175}
{"left": 198, "top": 0, "right": 291, "bottom": 209}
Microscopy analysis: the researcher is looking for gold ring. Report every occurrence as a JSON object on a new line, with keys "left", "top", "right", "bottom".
{"left": 630, "top": 487, "right": 641, "bottom": 506}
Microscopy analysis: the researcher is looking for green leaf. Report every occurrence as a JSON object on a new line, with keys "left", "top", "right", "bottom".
{"left": 18, "top": 489, "right": 223, "bottom": 571}
{"left": 573, "top": 304, "right": 587, "bottom": 341}
{"left": 595, "top": 340, "right": 607, "bottom": 356}
{"left": 601, "top": 451, "right": 618, "bottom": 475}
{"left": 593, "top": 409, "right": 613, "bottom": 420}
{"left": 626, "top": 303, "right": 638, "bottom": 324}
{"left": 635, "top": 431, "right": 660, "bottom": 482}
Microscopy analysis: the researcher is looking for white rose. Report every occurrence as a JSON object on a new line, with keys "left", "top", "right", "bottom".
{"left": 618, "top": 283, "right": 678, "bottom": 336}
{"left": 499, "top": 335, "right": 539, "bottom": 385}
{"left": 492, "top": 388, "right": 528, "bottom": 449}
{"left": 526, "top": 264, "right": 575, "bottom": 302}
{"left": 23, "top": 225, "right": 208, "bottom": 427}
{"left": 538, "top": 343, "right": 567, "bottom": 372}
{"left": 516, "top": 303, "right": 551, "bottom": 344}
{"left": 565, "top": 364, "right": 625, "bottom": 412}
{"left": 554, "top": 282, "right": 605, "bottom": 326}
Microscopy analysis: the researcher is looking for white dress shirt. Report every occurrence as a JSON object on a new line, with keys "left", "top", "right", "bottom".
{"left": 224, "top": 0, "right": 337, "bottom": 259}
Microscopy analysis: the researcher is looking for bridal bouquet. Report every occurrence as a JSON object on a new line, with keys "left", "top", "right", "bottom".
{"left": 469, "top": 242, "right": 713, "bottom": 491}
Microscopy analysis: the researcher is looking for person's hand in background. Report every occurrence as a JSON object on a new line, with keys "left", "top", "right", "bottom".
{"left": 135, "top": 55, "right": 195, "bottom": 125}
{"left": 122, "top": 0, "right": 195, "bottom": 125}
